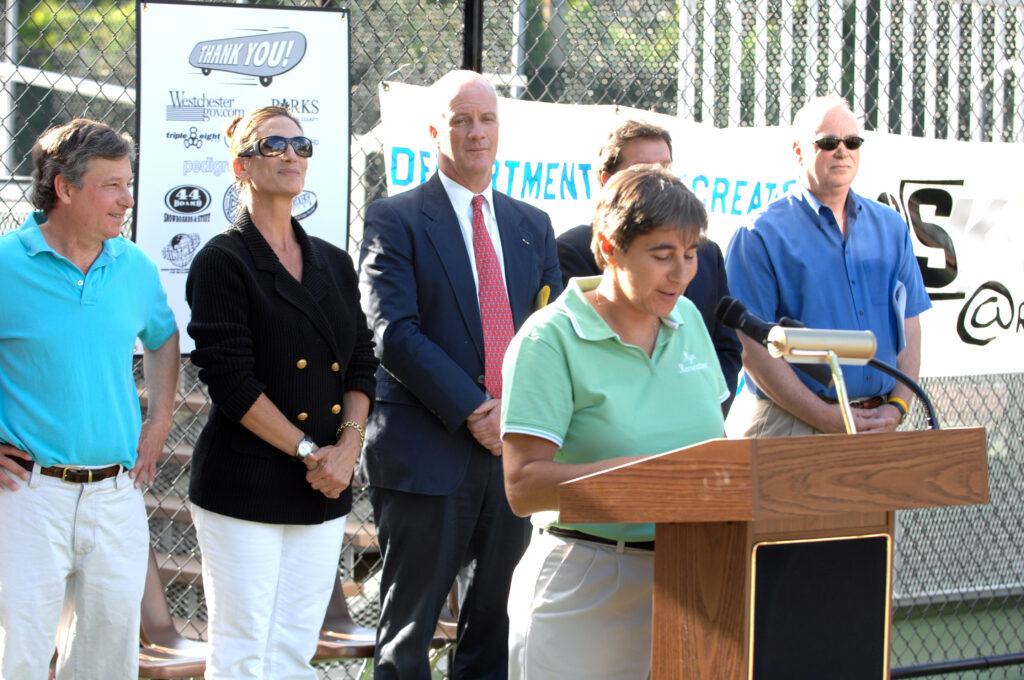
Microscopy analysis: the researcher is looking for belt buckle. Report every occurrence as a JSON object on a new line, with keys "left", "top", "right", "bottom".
{"left": 61, "top": 467, "right": 91, "bottom": 484}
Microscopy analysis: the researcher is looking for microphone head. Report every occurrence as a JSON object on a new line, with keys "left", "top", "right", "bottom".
{"left": 714, "top": 296, "right": 746, "bottom": 328}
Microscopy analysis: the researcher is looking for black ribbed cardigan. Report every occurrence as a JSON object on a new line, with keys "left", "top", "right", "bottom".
{"left": 185, "top": 210, "right": 377, "bottom": 524}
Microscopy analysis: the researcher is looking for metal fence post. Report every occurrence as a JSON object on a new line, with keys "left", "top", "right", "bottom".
{"left": 462, "top": 0, "right": 484, "bottom": 73}
{"left": 2, "top": 0, "right": 18, "bottom": 175}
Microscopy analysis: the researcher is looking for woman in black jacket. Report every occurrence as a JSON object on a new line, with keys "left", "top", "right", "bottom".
{"left": 185, "top": 106, "right": 377, "bottom": 679}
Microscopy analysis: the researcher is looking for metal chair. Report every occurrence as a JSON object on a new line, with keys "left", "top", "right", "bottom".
{"left": 138, "top": 547, "right": 208, "bottom": 679}
{"left": 313, "top": 572, "right": 456, "bottom": 663}
{"left": 314, "top": 575, "right": 377, "bottom": 660}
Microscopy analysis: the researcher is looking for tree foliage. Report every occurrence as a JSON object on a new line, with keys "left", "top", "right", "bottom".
{"left": 20, "top": 0, "right": 136, "bottom": 83}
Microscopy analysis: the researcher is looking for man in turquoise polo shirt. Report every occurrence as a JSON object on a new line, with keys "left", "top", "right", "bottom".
{"left": 0, "top": 119, "right": 180, "bottom": 679}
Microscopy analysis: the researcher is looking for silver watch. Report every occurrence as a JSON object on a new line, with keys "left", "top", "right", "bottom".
{"left": 295, "top": 436, "right": 316, "bottom": 460}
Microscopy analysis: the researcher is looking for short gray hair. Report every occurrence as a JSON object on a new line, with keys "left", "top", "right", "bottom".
{"left": 30, "top": 119, "right": 135, "bottom": 213}
{"left": 792, "top": 95, "right": 857, "bottom": 142}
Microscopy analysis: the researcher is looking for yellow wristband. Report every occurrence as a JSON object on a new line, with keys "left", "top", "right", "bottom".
{"left": 887, "top": 397, "right": 908, "bottom": 423}
{"left": 337, "top": 421, "right": 366, "bottom": 447}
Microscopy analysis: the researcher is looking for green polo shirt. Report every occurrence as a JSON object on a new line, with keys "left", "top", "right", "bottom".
{"left": 501, "top": 276, "right": 727, "bottom": 542}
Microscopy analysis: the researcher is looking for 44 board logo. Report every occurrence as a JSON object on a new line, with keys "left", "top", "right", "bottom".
{"left": 164, "top": 185, "right": 213, "bottom": 224}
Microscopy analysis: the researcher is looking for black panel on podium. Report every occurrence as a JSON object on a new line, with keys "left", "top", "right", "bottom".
{"left": 751, "top": 535, "right": 890, "bottom": 679}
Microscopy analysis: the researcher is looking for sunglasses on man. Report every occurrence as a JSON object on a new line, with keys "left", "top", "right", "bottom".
{"left": 813, "top": 135, "right": 864, "bottom": 151}
{"left": 237, "top": 135, "right": 314, "bottom": 158}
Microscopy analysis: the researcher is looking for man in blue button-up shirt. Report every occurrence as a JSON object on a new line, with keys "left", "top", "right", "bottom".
{"left": 725, "top": 95, "right": 930, "bottom": 436}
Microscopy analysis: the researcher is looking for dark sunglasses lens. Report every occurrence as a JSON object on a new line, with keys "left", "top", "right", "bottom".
{"left": 257, "top": 136, "right": 312, "bottom": 157}
{"left": 815, "top": 136, "right": 841, "bottom": 151}
{"left": 292, "top": 137, "right": 313, "bottom": 157}
{"left": 258, "top": 136, "right": 289, "bottom": 156}
{"left": 815, "top": 135, "right": 863, "bottom": 151}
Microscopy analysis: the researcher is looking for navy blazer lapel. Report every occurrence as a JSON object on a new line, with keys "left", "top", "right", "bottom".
{"left": 237, "top": 212, "right": 341, "bottom": 358}
{"left": 422, "top": 175, "right": 486, "bottom": 361}
{"left": 493, "top": 193, "right": 533, "bottom": 326}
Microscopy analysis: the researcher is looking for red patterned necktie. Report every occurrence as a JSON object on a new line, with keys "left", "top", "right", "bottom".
{"left": 471, "top": 194, "right": 514, "bottom": 399}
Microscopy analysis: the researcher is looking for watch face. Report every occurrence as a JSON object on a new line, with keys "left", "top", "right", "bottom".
{"left": 297, "top": 438, "right": 314, "bottom": 458}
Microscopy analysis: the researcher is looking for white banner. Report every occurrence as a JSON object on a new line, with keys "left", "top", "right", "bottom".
{"left": 379, "top": 81, "right": 1024, "bottom": 378}
{"left": 135, "top": 1, "right": 349, "bottom": 352}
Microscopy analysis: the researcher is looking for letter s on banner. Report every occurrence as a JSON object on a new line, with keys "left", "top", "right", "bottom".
{"left": 900, "top": 180, "right": 962, "bottom": 290}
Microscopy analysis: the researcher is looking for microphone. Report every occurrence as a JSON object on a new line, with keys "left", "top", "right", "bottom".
{"left": 714, "top": 296, "right": 774, "bottom": 346}
{"left": 715, "top": 297, "right": 877, "bottom": 364}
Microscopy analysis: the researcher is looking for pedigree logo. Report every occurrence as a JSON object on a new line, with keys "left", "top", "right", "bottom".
{"left": 189, "top": 31, "right": 307, "bottom": 87}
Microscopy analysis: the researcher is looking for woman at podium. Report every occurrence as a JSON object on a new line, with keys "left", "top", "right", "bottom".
{"left": 500, "top": 165, "right": 728, "bottom": 679}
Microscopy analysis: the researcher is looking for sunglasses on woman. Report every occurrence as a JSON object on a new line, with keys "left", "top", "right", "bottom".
{"left": 813, "top": 135, "right": 864, "bottom": 151}
{"left": 237, "top": 135, "right": 314, "bottom": 158}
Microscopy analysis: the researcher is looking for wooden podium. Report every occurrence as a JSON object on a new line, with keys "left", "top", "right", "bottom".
{"left": 558, "top": 428, "right": 988, "bottom": 679}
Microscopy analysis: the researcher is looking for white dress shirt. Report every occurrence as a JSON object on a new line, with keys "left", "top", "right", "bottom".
{"left": 438, "top": 170, "right": 508, "bottom": 292}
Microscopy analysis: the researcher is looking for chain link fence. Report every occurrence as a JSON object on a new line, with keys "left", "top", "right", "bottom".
{"left": 2, "top": 0, "right": 1023, "bottom": 677}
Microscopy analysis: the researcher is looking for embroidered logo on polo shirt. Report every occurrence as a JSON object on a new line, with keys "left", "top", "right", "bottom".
{"left": 678, "top": 350, "right": 708, "bottom": 374}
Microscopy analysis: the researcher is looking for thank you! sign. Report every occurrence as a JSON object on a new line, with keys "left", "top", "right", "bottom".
{"left": 135, "top": 1, "right": 349, "bottom": 351}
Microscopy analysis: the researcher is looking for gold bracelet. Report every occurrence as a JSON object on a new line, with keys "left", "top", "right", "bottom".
{"left": 337, "top": 421, "right": 366, "bottom": 447}
{"left": 887, "top": 397, "right": 908, "bottom": 424}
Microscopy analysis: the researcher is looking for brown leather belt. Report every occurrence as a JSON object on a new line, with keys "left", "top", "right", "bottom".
{"left": 823, "top": 395, "right": 885, "bottom": 409}
{"left": 12, "top": 456, "right": 121, "bottom": 484}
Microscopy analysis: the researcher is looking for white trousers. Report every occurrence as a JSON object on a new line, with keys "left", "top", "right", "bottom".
{"left": 0, "top": 465, "right": 147, "bottom": 680}
{"left": 192, "top": 505, "right": 347, "bottom": 680}
{"left": 508, "top": 530, "right": 654, "bottom": 680}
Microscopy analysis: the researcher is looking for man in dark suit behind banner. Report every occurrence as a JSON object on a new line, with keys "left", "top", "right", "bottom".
{"left": 358, "top": 70, "right": 563, "bottom": 680}
{"left": 556, "top": 119, "right": 742, "bottom": 414}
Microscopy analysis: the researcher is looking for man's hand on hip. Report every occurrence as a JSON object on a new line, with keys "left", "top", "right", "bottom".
{"left": 132, "top": 417, "right": 172, "bottom": 488}
{"left": 0, "top": 444, "right": 31, "bottom": 492}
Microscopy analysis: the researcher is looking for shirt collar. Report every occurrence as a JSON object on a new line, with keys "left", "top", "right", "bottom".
{"left": 17, "top": 210, "right": 127, "bottom": 262}
{"left": 562, "top": 276, "right": 684, "bottom": 343}
{"left": 797, "top": 183, "right": 864, "bottom": 223}
{"left": 438, "top": 169, "right": 495, "bottom": 217}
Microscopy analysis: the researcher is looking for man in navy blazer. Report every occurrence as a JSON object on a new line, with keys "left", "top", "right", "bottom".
{"left": 359, "top": 70, "right": 562, "bottom": 680}
{"left": 556, "top": 119, "right": 742, "bottom": 414}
